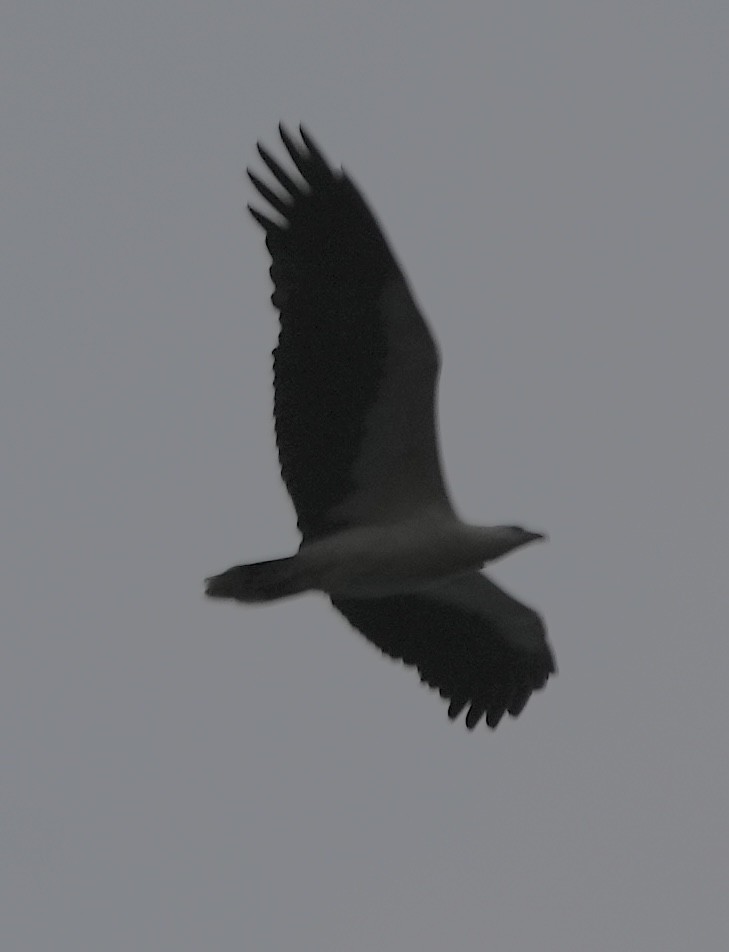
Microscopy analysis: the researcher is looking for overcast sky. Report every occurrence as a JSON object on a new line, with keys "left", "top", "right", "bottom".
{"left": 3, "top": 3, "right": 729, "bottom": 950}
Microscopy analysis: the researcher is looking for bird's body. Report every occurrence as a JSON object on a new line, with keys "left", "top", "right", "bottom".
{"left": 209, "top": 513, "right": 543, "bottom": 600}
{"left": 206, "top": 126, "right": 555, "bottom": 730}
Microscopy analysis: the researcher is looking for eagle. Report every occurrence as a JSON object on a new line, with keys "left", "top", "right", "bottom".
{"left": 206, "top": 125, "right": 555, "bottom": 730}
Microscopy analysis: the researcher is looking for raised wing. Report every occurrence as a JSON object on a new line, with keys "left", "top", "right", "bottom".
{"left": 248, "top": 126, "right": 453, "bottom": 541}
{"left": 332, "top": 572, "right": 555, "bottom": 729}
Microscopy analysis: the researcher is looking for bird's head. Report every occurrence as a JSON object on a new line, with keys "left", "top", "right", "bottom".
{"left": 478, "top": 525, "right": 548, "bottom": 562}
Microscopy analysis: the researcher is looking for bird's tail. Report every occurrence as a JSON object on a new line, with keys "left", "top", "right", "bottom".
{"left": 205, "top": 556, "right": 307, "bottom": 603}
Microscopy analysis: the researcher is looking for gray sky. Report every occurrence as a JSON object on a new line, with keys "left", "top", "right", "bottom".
{"left": 3, "top": 2, "right": 728, "bottom": 949}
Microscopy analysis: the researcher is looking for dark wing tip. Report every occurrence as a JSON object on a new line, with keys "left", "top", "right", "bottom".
{"left": 247, "top": 169, "right": 291, "bottom": 219}
{"left": 298, "top": 125, "right": 332, "bottom": 175}
{"left": 247, "top": 203, "right": 282, "bottom": 234}
{"left": 255, "top": 141, "right": 303, "bottom": 198}
{"left": 278, "top": 124, "right": 303, "bottom": 169}
{"left": 250, "top": 126, "right": 336, "bottom": 222}
{"left": 465, "top": 704, "right": 486, "bottom": 730}
{"left": 447, "top": 696, "right": 469, "bottom": 720}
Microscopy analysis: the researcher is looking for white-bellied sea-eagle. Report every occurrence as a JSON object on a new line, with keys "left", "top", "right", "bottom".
{"left": 206, "top": 125, "right": 555, "bottom": 730}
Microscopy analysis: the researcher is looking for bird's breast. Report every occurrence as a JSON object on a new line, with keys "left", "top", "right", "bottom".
{"left": 298, "top": 516, "right": 486, "bottom": 597}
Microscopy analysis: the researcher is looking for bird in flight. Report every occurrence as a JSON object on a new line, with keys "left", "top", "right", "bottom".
{"left": 206, "top": 125, "right": 555, "bottom": 729}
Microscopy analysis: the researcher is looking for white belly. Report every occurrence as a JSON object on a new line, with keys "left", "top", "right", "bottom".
{"left": 298, "top": 515, "right": 487, "bottom": 597}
